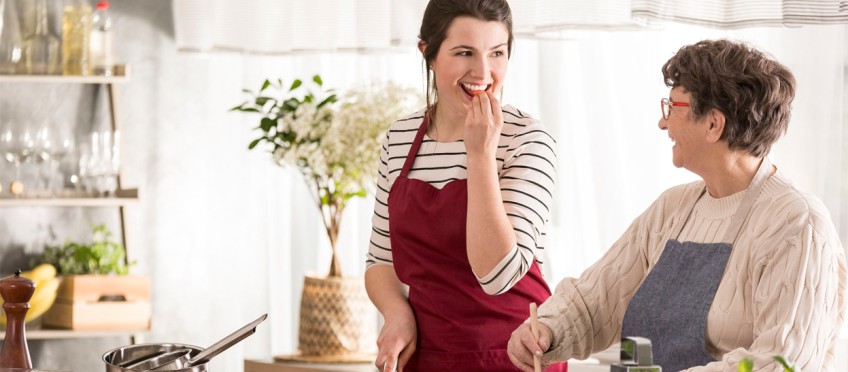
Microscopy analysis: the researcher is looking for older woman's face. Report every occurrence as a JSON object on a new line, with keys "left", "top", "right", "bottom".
{"left": 428, "top": 16, "right": 509, "bottom": 119}
{"left": 658, "top": 87, "right": 711, "bottom": 170}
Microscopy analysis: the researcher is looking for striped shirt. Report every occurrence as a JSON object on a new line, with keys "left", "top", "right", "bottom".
{"left": 365, "top": 105, "right": 557, "bottom": 295}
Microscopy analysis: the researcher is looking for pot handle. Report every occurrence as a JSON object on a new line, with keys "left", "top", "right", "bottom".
{"left": 187, "top": 313, "right": 267, "bottom": 366}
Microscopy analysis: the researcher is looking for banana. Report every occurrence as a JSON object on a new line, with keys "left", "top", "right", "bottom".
{"left": 23, "top": 277, "right": 61, "bottom": 322}
{"left": 0, "top": 264, "right": 60, "bottom": 325}
{"left": 20, "top": 263, "right": 58, "bottom": 283}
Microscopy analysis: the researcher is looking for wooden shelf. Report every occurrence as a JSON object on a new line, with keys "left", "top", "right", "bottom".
{"left": 0, "top": 189, "right": 138, "bottom": 207}
{"left": 0, "top": 65, "right": 130, "bottom": 84}
{"left": 0, "top": 328, "right": 145, "bottom": 341}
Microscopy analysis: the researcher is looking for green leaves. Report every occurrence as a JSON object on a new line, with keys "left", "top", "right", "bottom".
{"left": 37, "top": 225, "right": 131, "bottom": 275}
{"left": 738, "top": 358, "right": 753, "bottom": 372}
{"left": 737, "top": 356, "right": 796, "bottom": 372}
{"left": 290, "top": 79, "right": 302, "bottom": 91}
{"left": 773, "top": 356, "right": 796, "bottom": 372}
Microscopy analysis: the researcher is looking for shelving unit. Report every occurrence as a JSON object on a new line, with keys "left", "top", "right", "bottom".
{"left": 0, "top": 64, "right": 145, "bottom": 342}
{"left": 0, "top": 189, "right": 138, "bottom": 207}
{"left": 0, "top": 64, "right": 132, "bottom": 247}
{"left": 0, "top": 329, "right": 145, "bottom": 341}
{"left": 0, "top": 65, "right": 130, "bottom": 84}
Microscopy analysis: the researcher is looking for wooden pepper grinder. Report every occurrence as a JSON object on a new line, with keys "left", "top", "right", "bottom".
{"left": 0, "top": 269, "right": 35, "bottom": 369}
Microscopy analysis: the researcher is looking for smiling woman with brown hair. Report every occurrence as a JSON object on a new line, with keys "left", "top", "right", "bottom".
{"left": 508, "top": 39, "right": 846, "bottom": 372}
{"left": 363, "top": 0, "right": 563, "bottom": 371}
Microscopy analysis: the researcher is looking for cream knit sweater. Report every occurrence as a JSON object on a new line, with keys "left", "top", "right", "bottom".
{"left": 537, "top": 170, "right": 846, "bottom": 371}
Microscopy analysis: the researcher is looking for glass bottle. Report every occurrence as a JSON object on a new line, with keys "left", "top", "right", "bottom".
{"left": 90, "top": 1, "right": 111, "bottom": 76}
{"left": 0, "top": 0, "right": 23, "bottom": 74}
{"left": 23, "top": 0, "right": 60, "bottom": 75}
{"left": 61, "top": 0, "right": 91, "bottom": 75}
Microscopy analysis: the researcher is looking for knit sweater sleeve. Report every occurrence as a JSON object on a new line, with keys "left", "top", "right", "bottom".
{"left": 536, "top": 186, "right": 689, "bottom": 361}
{"left": 686, "top": 194, "right": 847, "bottom": 372}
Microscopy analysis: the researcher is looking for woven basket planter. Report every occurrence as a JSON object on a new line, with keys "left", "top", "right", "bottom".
{"left": 276, "top": 275, "right": 374, "bottom": 362}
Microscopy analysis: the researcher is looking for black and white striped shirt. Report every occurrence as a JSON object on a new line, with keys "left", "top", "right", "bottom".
{"left": 365, "top": 105, "right": 557, "bottom": 295}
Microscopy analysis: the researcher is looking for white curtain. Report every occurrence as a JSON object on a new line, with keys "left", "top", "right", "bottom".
{"left": 172, "top": 0, "right": 429, "bottom": 54}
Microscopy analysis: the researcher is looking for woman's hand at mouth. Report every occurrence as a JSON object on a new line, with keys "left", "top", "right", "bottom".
{"left": 464, "top": 90, "right": 503, "bottom": 160}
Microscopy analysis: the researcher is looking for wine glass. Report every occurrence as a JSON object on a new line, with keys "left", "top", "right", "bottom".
{"left": 0, "top": 120, "right": 26, "bottom": 196}
{"left": 38, "top": 122, "right": 75, "bottom": 196}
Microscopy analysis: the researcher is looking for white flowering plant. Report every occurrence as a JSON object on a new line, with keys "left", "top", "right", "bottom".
{"left": 231, "top": 75, "right": 421, "bottom": 276}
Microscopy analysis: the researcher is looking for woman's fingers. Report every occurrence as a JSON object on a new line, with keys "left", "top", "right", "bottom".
{"left": 375, "top": 345, "right": 399, "bottom": 372}
{"left": 384, "top": 359, "right": 397, "bottom": 372}
{"left": 508, "top": 323, "right": 547, "bottom": 370}
{"left": 487, "top": 91, "right": 503, "bottom": 128}
{"left": 396, "top": 340, "right": 416, "bottom": 372}
{"left": 508, "top": 346, "right": 537, "bottom": 372}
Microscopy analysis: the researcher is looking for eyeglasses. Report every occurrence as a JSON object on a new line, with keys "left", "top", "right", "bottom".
{"left": 660, "top": 98, "right": 691, "bottom": 120}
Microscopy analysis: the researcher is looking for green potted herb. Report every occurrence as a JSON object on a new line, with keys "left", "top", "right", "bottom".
{"left": 37, "top": 225, "right": 151, "bottom": 330}
{"left": 39, "top": 224, "right": 131, "bottom": 275}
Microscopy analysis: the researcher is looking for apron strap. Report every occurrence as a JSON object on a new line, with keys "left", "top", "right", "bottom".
{"left": 669, "top": 188, "right": 706, "bottom": 241}
{"left": 400, "top": 116, "right": 430, "bottom": 178}
{"left": 721, "top": 157, "right": 773, "bottom": 244}
{"left": 669, "top": 157, "right": 773, "bottom": 243}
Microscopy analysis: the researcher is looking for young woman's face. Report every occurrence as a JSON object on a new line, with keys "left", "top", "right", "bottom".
{"left": 428, "top": 16, "right": 509, "bottom": 117}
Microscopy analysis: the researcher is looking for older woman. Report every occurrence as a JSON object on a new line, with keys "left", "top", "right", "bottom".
{"left": 508, "top": 39, "right": 846, "bottom": 371}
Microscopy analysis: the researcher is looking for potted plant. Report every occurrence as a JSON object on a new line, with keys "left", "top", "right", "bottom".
{"left": 37, "top": 224, "right": 150, "bottom": 331}
{"left": 738, "top": 356, "right": 797, "bottom": 372}
{"left": 231, "top": 76, "right": 421, "bottom": 360}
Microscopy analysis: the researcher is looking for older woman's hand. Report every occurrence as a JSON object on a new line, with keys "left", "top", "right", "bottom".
{"left": 508, "top": 322, "right": 554, "bottom": 371}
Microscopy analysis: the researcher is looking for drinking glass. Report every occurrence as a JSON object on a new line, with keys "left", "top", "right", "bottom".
{"left": 1, "top": 120, "right": 25, "bottom": 195}
{"left": 80, "top": 130, "right": 120, "bottom": 196}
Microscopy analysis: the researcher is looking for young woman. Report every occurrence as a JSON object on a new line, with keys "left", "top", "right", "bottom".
{"left": 364, "top": 0, "right": 564, "bottom": 371}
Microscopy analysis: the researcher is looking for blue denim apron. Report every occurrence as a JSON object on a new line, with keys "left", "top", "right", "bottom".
{"left": 621, "top": 158, "right": 772, "bottom": 372}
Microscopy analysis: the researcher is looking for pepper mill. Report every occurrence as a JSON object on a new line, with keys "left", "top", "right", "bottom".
{"left": 0, "top": 269, "right": 35, "bottom": 369}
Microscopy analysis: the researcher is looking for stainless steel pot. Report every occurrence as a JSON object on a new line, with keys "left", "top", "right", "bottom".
{"left": 102, "top": 343, "right": 208, "bottom": 372}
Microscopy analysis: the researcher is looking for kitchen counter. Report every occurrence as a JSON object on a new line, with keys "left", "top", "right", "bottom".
{"left": 244, "top": 359, "right": 375, "bottom": 372}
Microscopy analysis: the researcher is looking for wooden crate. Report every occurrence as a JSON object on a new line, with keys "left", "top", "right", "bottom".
{"left": 42, "top": 275, "right": 151, "bottom": 330}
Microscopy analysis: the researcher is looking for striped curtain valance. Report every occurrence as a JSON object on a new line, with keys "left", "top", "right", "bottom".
{"left": 631, "top": 0, "right": 848, "bottom": 28}
{"left": 513, "top": 0, "right": 848, "bottom": 36}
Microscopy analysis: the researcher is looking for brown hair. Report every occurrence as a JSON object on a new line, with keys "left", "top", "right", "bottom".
{"left": 662, "top": 39, "right": 796, "bottom": 157}
{"left": 418, "top": 0, "right": 514, "bottom": 112}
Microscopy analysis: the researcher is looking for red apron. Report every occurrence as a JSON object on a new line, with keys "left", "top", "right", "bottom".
{"left": 388, "top": 117, "right": 566, "bottom": 371}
